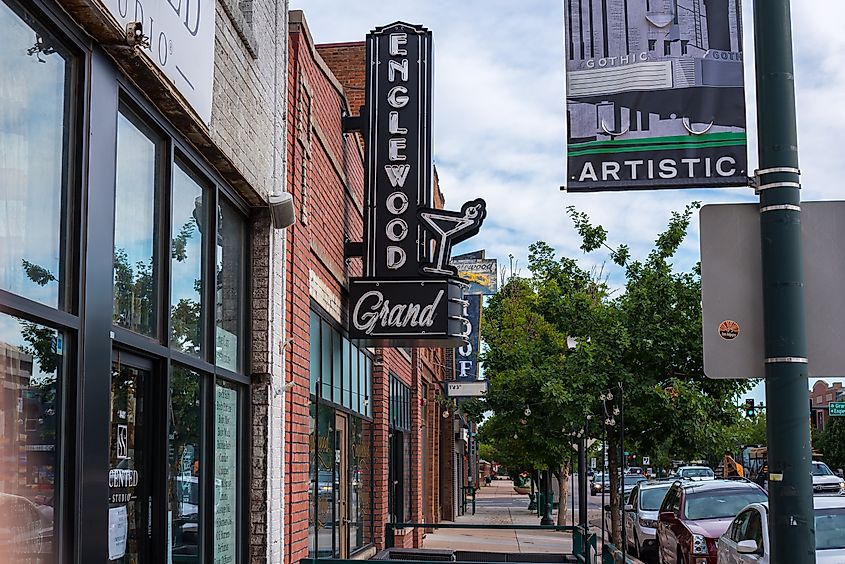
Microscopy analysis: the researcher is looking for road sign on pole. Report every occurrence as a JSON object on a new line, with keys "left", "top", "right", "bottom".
{"left": 830, "top": 403, "right": 845, "bottom": 417}
{"left": 642, "top": 457, "right": 650, "bottom": 466}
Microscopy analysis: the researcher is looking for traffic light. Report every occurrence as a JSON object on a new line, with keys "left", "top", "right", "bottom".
{"left": 744, "top": 398, "right": 755, "bottom": 418}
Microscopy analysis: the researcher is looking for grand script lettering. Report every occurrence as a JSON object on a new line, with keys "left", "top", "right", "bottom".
{"left": 353, "top": 290, "right": 443, "bottom": 335}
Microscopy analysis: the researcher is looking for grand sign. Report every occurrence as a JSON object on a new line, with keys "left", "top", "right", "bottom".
{"left": 348, "top": 22, "right": 487, "bottom": 346}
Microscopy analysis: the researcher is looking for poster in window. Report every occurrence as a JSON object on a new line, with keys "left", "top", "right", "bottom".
{"left": 214, "top": 384, "right": 238, "bottom": 564}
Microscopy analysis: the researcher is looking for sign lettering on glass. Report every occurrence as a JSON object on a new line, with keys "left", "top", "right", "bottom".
{"left": 348, "top": 22, "right": 487, "bottom": 347}
{"left": 101, "top": 0, "right": 215, "bottom": 123}
{"left": 215, "top": 385, "right": 237, "bottom": 564}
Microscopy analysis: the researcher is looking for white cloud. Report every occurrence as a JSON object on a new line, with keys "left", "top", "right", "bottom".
{"left": 292, "top": 0, "right": 845, "bottom": 390}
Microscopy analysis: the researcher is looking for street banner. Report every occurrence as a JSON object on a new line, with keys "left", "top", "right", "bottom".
{"left": 454, "top": 294, "right": 482, "bottom": 381}
{"left": 564, "top": 0, "right": 747, "bottom": 191}
{"left": 451, "top": 256, "right": 498, "bottom": 295}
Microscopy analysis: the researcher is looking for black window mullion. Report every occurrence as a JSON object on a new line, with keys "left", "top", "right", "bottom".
{"left": 160, "top": 140, "right": 174, "bottom": 346}
{"left": 205, "top": 184, "right": 218, "bottom": 365}
{"left": 203, "top": 373, "right": 215, "bottom": 563}
{"left": 152, "top": 358, "right": 171, "bottom": 562}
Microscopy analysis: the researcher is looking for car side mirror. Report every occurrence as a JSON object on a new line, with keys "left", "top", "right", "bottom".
{"left": 624, "top": 504, "right": 634, "bottom": 512}
{"left": 659, "top": 511, "right": 676, "bottom": 522}
{"left": 737, "top": 540, "right": 759, "bottom": 554}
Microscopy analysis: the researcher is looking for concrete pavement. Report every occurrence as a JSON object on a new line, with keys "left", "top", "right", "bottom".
{"left": 422, "top": 479, "right": 573, "bottom": 553}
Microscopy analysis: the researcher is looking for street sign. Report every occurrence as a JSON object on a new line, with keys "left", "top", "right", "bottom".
{"left": 642, "top": 456, "right": 650, "bottom": 466}
{"left": 445, "top": 381, "right": 488, "bottom": 398}
{"left": 830, "top": 402, "right": 845, "bottom": 417}
{"left": 701, "top": 201, "right": 845, "bottom": 378}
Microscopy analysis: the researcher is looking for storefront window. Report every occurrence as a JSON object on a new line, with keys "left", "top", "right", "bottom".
{"left": 215, "top": 201, "right": 244, "bottom": 372}
{"left": 168, "top": 366, "right": 202, "bottom": 562}
{"left": 320, "top": 319, "right": 332, "bottom": 400}
{"left": 315, "top": 407, "right": 333, "bottom": 557}
{"left": 113, "top": 111, "right": 161, "bottom": 337}
{"left": 214, "top": 380, "right": 239, "bottom": 564}
{"left": 0, "top": 0, "right": 72, "bottom": 309}
{"left": 0, "top": 312, "right": 61, "bottom": 562}
{"left": 109, "top": 357, "right": 147, "bottom": 564}
{"left": 170, "top": 163, "right": 207, "bottom": 357}
{"left": 309, "top": 312, "right": 320, "bottom": 395}
{"left": 308, "top": 404, "right": 317, "bottom": 556}
{"left": 349, "top": 417, "right": 372, "bottom": 553}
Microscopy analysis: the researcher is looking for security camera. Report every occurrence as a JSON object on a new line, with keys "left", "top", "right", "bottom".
{"left": 125, "top": 22, "right": 149, "bottom": 48}
{"left": 269, "top": 191, "right": 295, "bottom": 229}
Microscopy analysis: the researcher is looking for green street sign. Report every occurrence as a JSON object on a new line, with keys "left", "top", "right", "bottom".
{"left": 829, "top": 402, "right": 845, "bottom": 417}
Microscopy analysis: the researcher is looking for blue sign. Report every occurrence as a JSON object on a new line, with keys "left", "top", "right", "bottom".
{"left": 454, "top": 294, "right": 482, "bottom": 381}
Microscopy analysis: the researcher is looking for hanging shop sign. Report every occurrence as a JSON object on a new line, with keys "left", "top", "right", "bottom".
{"left": 452, "top": 251, "right": 498, "bottom": 295}
{"left": 563, "top": 0, "right": 747, "bottom": 191}
{"left": 453, "top": 294, "right": 482, "bottom": 381}
{"left": 347, "top": 22, "right": 487, "bottom": 346}
{"left": 102, "top": 0, "right": 215, "bottom": 123}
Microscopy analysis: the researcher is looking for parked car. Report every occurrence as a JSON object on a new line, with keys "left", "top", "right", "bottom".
{"left": 676, "top": 466, "right": 716, "bottom": 481}
{"left": 626, "top": 467, "right": 644, "bottom": 476}
{"left": 717, "top": 496, "right": 845, "bottom": 563}
{"left": 656, "top": 479, "right": 767, "bottom": 564}
{"left": 624, "top": 480, "right": 673, "bottom": 558}
{"left": 622, "top": 475, "right": 648, "bottom": 498}
{"left": 811, "top": 461, "right": 845, "bottom": 496}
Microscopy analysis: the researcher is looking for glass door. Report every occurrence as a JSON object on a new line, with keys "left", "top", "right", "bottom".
{"left": 334, "top": 413, "right": 349, "bottom": 558}
{"left": 108, "top": 353, "right": 152, "bottom": 563}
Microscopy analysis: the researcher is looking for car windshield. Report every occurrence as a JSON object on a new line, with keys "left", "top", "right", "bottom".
{"left": 681, "top": 468, "right": 714, "bottom": 478}
{"left": 639, "top": 486, "right": 671, "bottom": 511}
{"left": 811, "top": 463, "right": 833, "bottom": 476}
{"left": 683, "top": 488, "right": 767, "bottom": 520}
{"left": 815, "top": 508, "right": 845, "bottom": 550}
{"left": 625, "top": 476, "right": 646, "bottom": 486}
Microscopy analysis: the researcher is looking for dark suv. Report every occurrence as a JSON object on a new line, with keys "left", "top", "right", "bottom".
{"left": 656, "top": 479, "right": 767, "bottom": 564}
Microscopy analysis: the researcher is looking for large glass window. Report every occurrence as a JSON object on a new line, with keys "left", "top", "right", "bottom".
{"left": 0, "top": 312, "right": 62, "bottom": 562}
{"left": 0, "top": 0, "right": 72, "bottom": 309}
{"left": 113, "top": 111, "right": 161, "bottom": 337}
{"left": 214, "top": 380, "right": 239, "bottom": 564}
{"left": 168, "top": 366, "right": 202, "bottom": 562}
{"left": 170, "top": 164, "right": 207, "bottom": 357}
{"left": 310, "top": 311, "right": 371, "bottom": 418}
{"left": 215, "top": 201, "right": 245, "bottom": 372}
{"left": 314, "top": 407, "right": 333, "bottom": 557}
{"left": 349, "top": 417, "right": 373, "bottom": 553}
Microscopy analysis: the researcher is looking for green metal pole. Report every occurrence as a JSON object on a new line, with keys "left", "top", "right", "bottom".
{"left": 753, "top": 1, "right": 816, "bottom": 562}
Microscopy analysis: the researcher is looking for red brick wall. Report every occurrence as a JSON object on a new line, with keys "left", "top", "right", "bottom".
{"left": 286, "top": 14, "right": 447, "bottom": 563}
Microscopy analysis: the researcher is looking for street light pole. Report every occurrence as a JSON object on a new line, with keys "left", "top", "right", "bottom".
{"left": 753, "top": 1, "right": 816, "bottom": 562}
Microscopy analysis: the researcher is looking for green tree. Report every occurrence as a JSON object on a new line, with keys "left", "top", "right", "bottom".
{"left": 817, "top": 417, "right": 845, "bottom": 472}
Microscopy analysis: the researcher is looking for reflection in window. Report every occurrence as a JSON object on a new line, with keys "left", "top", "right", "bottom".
{"left": 214, "top": 380, "right": 239, "bottom": 564}
{"left": 0, "top": 1, "right": 71, "bottom": 308}
{"left": 315, "top": 407, "right": 333, "bottom": 557}
{"left": 168, "top": 366, "right": 201, "bottom": 562}
{"left": 215, "top": 201, "right": 244, "bottom": 372}
{"left": 308, "top": 404, "right": 317, "bottom": 556}
{"left": 113, "top": 111, "right": 160, "bottom": 337}
{"left": 309, "top": 311, "right": 320, "bottom": 396}
{"left": 0, "top": 312, "right": 61, "bottom": 562}
{"left": 170, "top": 163, "right": 206, "bottom": 356}
{"left": 349, "top": 417, "right": 373, "bottom": 553}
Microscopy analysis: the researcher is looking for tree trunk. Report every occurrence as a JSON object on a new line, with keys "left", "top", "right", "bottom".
{"left": 607, "top": 426, "right": 623, "bottom": 547}
{"left": 554, "top": 460, "right": 571, "bottom": 526}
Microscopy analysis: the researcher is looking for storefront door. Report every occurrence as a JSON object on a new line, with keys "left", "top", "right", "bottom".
{"left": 335, "top": 413, "right": 349, "bottom": 557}
{"left": 108, "top": 352, "right": 152, "bottom": 563}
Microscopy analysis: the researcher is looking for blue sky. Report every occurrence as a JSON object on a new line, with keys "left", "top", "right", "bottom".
{"left": 291, "top": 0, "right": 844, "bottom": 400}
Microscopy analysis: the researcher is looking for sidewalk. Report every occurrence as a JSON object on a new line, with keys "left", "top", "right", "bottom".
{"left": 422, "top": 480, "right": 574, "bottom": 553}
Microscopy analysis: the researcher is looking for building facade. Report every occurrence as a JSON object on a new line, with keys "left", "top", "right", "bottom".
{"left": 810, "top": 380, "right": 844, "bottom": 432}
{"left": 284, "top": 13, "right": 449, "bottom": 564}
{"left": 0, "top": 0, "right": 290, "bottom": 561}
